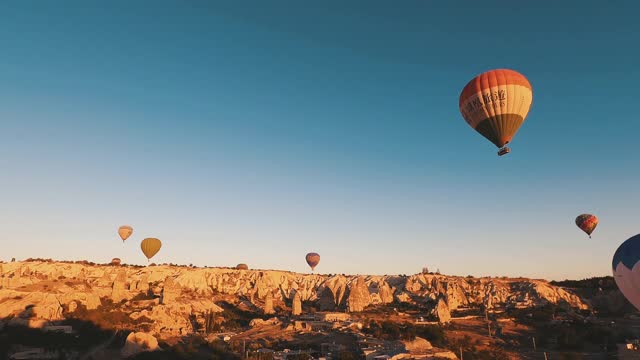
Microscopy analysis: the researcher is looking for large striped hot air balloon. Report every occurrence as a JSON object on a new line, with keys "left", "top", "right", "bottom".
{"left": 613, "top": 234, "right": 640, "bottom": 311}
{"left": 305, "top": 252, "right": 320, "bottom": 272}
{"left": 141, "top": 238, "right": 162, "bottom": 261}
{"left": 459, "top": 69, "right": 533, "bottom": 156}
{"left": 575, "top": 214, "right": 599, "bottom": 238}
{"left": 118, "top": 225, "right": 133, "bottom": 243}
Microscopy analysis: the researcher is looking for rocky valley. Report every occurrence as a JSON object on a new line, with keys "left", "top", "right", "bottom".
{"left": 0, "top": 260, "right": 632, "bottom": 359}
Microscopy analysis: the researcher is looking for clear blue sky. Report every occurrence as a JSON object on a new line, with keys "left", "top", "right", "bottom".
{"left": 1, "top": 1, "right": 639, "bottom": 280}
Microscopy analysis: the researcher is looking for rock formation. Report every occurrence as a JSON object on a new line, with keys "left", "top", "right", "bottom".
{"left": 67, "top": 301, "right": 78, "bottom": 314}
{"left": 76, "top": 268, "right": 87, "bottom": 281}
{"left": 378, "top": 281, "right": 395, "bottom": 304}
{"left": 161, "top": 276, "right": 181, "bottom": 305}
{"left": 292, "top": 290, "right": 302, "bottom": 316}
{"left": 98, "top": 270, "right": 112, "bottom": 287}
{"left": 112, "top": 269, "right": 128, "bottom": 303}
{"left": 318, "top": 287, "right": 336, "bottom": 311}
{"left": 249, "top": 317, "right": 280, "bottom": 327}
{"left": 264, "top": 291, "right": 274, "bottom": 314}
{"left": 0, "top": 260, "right": 591, "bottom": 341}
{"left": 347, "top": 278, "right": 371, "bottom": 312}
{"left": 1, "top": 267, "right": 24, "bottom": 289}
{"left": 135, "top": 273, "right": 150, "bottom": 293}
{"left": 121, "top": 332, "right": 159, "bottom": 358}
{"left": 434, "top": 296, "right": 451, "bottom": 324}
{"left": 403, "top": 336, "right": 433, "bottom": 351}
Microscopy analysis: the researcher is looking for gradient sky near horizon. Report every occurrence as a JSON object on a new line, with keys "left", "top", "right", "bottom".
{"left": 1, "top": 1, "right": 639, "bottom": 280}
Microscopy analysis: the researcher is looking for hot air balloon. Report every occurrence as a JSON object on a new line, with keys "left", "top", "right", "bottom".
{"left": 141, "top": 238, "right": 162, "bottom": 261}
{"left": 111, "top": 258, "right": 121, "bottom": 266}
{"left": 236, "top": 263, "right": 249, "bottom": 270}
{"left": 575, "top": 214, "right": 599, "bottom": 238}
{"left": 459, "top": 69, "right": 533, "bottom": 156}
{"left": 118, "top": 225, "right": 133, "bottom": 243}
{"left": 612, "top": 234, "right": 640, "bottom": 311}
{"left": 305, "top": 252, "right": 320, "bottom": 271}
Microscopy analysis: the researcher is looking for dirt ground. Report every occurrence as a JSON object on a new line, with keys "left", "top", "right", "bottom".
{"left": 446, "top": 316, "right": 640, "bottom": 359}
{"left": 230, "top": 324, "right": 359, "bottom": 354}
{"left": 224, "top": 309, "right": 640, "bottom": 359}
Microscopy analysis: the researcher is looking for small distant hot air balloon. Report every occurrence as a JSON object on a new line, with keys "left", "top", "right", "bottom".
{"left": 459, "top": 69, "right": 534, "bottom": 156}
{"left": 575, "top": 214, "right": 599, "bottom": 238}
{"left": 613, "top": 234, "right": 640, "bottom": 311}
{"left": 141, "top": 238, "right": 162, "bottom": 261}
{"left": 118, "top": 225, "right": 133, "bottom": 243}
{"left": 305, "top": 252, "right": 320, "bottom": 272}
{"left": 236, "top": 263, "right": 249, "bottom": 270}
{"left": 111, "top": 258, "right": 121, "bottom": 266}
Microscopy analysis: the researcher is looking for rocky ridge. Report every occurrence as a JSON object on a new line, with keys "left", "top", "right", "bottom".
{"left": 0, "top": 261, "right": 588, "bottom": 339}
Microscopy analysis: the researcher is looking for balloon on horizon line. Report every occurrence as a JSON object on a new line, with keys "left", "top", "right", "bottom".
{"left": 141, "top": 238, "right": 162, "bottom": 261}
{"left": 575, "top": 214, "right": 598, "bottom": 238}
{"left": 612, "top": 234, "right": 640, "bottom": 311}
{"left": 459, "top": 68, "right": 534, "bottom": 157}
{"left": 305, "top": 252, "right": 320, "bottom": 272}
{"left": 236, "top": 263, "right": 249, "bottom": 270}
{"left": 118, "top": 225, "right": 134, "bottom": 243}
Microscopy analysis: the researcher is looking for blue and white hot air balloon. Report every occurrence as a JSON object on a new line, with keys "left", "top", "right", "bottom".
{"left": 612, "top": 234, "right": 640, "bottom": 311}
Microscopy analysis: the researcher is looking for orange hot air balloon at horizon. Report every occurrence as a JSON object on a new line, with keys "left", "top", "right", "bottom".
{"left": 305, "top": 252, "right": 320, "bottom": 272}
{"left": 459, "top": 69, "right": 533, "bottom": 156}
{"left": 575, "top": 214, "right": 599, "bottom": 238}
{"left": 141, "top": 238, "right": 162, "bottom": 261}
{"left": 118, "top": 225, "right": 133, "bottom": 243}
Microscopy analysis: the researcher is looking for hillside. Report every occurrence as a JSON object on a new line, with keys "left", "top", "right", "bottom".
{"left": 551, "top": 276, "right": 636, "bottom": 317}
{"left": 0, "top": 260, "right": 589, "bottom": 339}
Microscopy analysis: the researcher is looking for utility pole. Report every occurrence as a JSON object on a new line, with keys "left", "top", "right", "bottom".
{"left": 532, "top": 337, "right": 537, "bottom": 351}
{"left": 459, "top": 347, "right": 463, "bottom": 360}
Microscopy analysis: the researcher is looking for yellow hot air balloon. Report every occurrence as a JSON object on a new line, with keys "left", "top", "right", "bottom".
{"left": 141, "top": 238, "right": 162, "bottom": 261}
{"left": 459, "top": 69, "right": 533, "bottom": 156}
{"left": 118, "top": 225, "right": 133, "bottom": 243}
